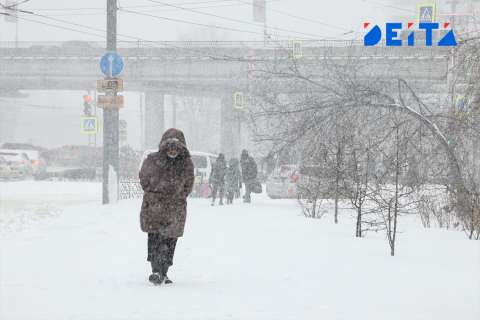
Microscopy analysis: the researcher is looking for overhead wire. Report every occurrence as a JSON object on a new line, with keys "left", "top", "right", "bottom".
{"left": 144, "top": 0, "right": 325, "bottom": 39}
{"left": 360, "top": 0, "right": 416, "bottom": 14}
{"left": 11, "top": 0, "right": 350, "bottom": 40}
{"left": 119, "top": 8, "right": 297, "bottom": 39}
{"left": 13, "top": 14, "right": 107, "bottom": 39}
{"left": 8, "top": 10, "right": 250, "bottom": 57}
{"left": 32, "top": 0, "right": 283, "bottom": 18}
{"left": 21, "top": 0, "right": 281, "bottom": 12}
{"left": 4, "top": 2, "right": 354, "bottom": 57}
{"left": 235, "top": 0, "right": 354, "bottom": 34}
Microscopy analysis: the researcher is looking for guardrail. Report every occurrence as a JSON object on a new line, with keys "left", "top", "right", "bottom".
{"left": 119, "top": 178, "right": 143, "bottom": 200}
{"left": 0, "top": 40, "right": 366, "bottom": 49}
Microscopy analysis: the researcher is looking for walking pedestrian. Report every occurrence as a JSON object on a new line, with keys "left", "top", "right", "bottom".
{"left": 225, "top": 158, "right": 241, "bottom": 204}
{"left": 209, "top": 153, "right": 227, "bottom": 206}
{"left": 139, "top": 128, "right": 195, "bottom": 285}
{"left": 240, "top": 149, "right": 258, "bottom": 203}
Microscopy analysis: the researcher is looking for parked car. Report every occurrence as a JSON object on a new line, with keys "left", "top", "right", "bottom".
{"left": 39, "top": 145, "right": 101, "bottom": 181}
{"left": 191, "top": 151, "right": 217, "bottom": 198}
{"left": 138, "top": 150, "right": 217, "bottom": 198}
{"left": 0, "top": 150, "right": 33, "bottom": 179}
{"left": 0, "top": 156, "right": 12, "bottom": 179}
{"left": 266, "top": 164, "right": 299, "bottom": 199}
{"left": 12, "top": 149, "right": 46, "bottom": 177}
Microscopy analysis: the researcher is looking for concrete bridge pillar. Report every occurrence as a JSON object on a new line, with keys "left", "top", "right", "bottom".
{"left": 144, "top": 91, "right": 165, "bottom": 150}
{"left": 220, "top": 93, "right": 241, "bottom": 159}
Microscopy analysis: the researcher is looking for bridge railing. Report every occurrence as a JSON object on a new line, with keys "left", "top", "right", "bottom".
{"left": 0, "top": 40, "right": 450, "bottom": 59}
{"left": 0, "top": 40, "right": 365, "bottom": 49}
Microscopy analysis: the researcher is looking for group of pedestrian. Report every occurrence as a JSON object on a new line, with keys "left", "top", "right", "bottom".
{"left": 138, "top": 128, "right": 260, "bottom": 286}
{"left": 209, "top": 149, "right": 259, "bottom": 206}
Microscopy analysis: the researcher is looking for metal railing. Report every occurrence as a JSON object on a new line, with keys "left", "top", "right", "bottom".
{"left": 119, "top": 178, "right": 143, "bottom": 200}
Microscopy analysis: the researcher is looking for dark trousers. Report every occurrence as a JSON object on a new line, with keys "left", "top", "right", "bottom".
{"left": 244, "top": 182, "right": 252, "bottom": 202}
{"left": 147, "top": 233, "right": 177, "bottom": 274}
{"left": 211, "top": 183, "right": 225, "bottom": 204}
{"left": 226, "top": 191, "right": 234, "bottom": 204}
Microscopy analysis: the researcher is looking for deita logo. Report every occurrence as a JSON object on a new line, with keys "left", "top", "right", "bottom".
{"left": 363, "top": 22, "right": 457, "bottom": 47}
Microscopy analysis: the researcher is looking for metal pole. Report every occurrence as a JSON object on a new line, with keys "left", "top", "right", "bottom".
{"left": 15, "top": 15, "right": 18, "bottom": 49}
{"left": 172, "top": 95, "right": 177, "bottom": 128}
{"left": 449, "top": 0, "right": 459, "bottom": 29}
{"left": 263, "top": 1, "right": 268, "bottom": 46}
{"left": 103, "top": 0, "right": 119, "bottom": 204}
{"left": 139, "top": 92, "right": 144, "bottom": 151}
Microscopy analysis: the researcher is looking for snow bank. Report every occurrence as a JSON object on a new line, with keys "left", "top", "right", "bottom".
{"left": 0, "top": 183, "right": 478, "bottom": 320}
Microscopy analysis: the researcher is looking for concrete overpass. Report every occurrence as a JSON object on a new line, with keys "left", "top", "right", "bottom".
{"left": 0, "top": 40, "right": 452, "bottom": 155}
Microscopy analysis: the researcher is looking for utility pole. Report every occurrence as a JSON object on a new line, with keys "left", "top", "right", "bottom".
{"left": 446, "top": 0, "right": 460, "bottom": 29}
{"left": 103, "top": 0, "right": 119, "bottom": 204}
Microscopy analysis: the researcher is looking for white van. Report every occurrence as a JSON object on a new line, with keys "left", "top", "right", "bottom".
{"left": 191, "top": 151, "right": 217, "bottom": 197}
{"left": 138, "top": 149, "right": 217, "bottom": 198}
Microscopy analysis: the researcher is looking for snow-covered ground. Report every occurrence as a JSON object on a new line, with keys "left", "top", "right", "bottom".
{"left": 0, "top": 181, "right": 479, "bottom": 320}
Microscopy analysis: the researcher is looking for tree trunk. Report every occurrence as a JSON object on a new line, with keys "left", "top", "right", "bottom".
{"left": 356, "top": 205, "right": 362, "bottom": 238}
{"left": 334, "top": 143, "right": 342, "bottom": 224}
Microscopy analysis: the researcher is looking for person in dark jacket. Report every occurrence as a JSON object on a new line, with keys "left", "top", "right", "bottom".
{"left": 209, "top": 153, "right": 227, "bottom": 206}
{"left": 225, "top": 158, "right": 242, "bottom": 204}
{"left": 240, "top": 149, "right": 258, "bottom": 203}
{"left": 139, "top": 128, "right": 195, "bottom": 285}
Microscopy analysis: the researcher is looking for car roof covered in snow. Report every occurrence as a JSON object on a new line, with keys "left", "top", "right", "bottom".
{"left": 190, "top": 151, "right": 217, "bottom": 158}
{"left": 0, "top": 149, "right": 38, "bottom": 160}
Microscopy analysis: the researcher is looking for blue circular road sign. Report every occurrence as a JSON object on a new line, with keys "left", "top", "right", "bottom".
{"left": 100, "top": 52, "right": 124, "bottom": 77}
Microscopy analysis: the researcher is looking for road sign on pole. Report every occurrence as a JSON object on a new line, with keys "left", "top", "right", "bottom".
{"left": 100, "top": 52, "right": 124, "bottom": 77}
{"left": 418, "top": 3, "right": 436, "bottom": 23}
{"left": 97, "top": 79, "right": 124, "bottom": 92}
{"left": 81, "top": 116, "right": 99, "bottom": 135}
{"left": 234, "top": 92, "right": 245, "bottom": 109}
{"left": 103, "top": 0, "right": 120, "bottom": 205}
{"left": 97, "top": 95, "right": 124, "bottom": 109}
{"left": 291, "top": 41, "right": 302, "bottom": 59}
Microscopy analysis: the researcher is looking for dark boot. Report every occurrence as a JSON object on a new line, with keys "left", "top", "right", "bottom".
{"left": 164, "top": 275, "right": 173, "bottom": 284}
{"left": 149, "top": 272, "right": 164, "bottom": 285}
{"left": 162, "top": 264, "right": 173, "bottom": 284}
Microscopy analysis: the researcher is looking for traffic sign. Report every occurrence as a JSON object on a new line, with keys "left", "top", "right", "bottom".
{"left": 97, "top": 79, "right": 124, "bottom": 92}
{"left": 291, "top": 41, "right": 302, "bottom": 59}
{"left": 234, "top": 92, "right": 244, "bottom": 109}
{"left": 97, "top": 95, "right": 124, "bottom": 109}
{"left": 100, "top": 52, "right": 124, "bottom": 77}
{"left": 456, "top": 95, "right": 468, "bottom": 112}
{"left": 81, "top": 117, "right": 98, "bottom": 135}
{"left": 418, "top": 3, "right": 436, "bottom": 23}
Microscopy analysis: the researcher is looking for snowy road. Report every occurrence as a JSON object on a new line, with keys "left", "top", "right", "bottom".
{"left": 0, "top": 182, "right": 479, "bottom": 320}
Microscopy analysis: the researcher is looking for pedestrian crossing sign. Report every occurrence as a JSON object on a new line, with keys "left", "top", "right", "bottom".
{"left": 291, "top": 41, "right": 302, "bottom": 59}
{"left": 234, "top": 92, "right": 245, "bottom": 109}
{"left": 418, "top": 3, "right": 436, "bottom": 23}
{"left": 81, "top": 116, "right": 99, "bottom": 135}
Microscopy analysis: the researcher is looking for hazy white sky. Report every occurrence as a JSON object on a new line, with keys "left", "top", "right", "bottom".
{"left": 0, "top": 0, "right": 417, "bottom": 43}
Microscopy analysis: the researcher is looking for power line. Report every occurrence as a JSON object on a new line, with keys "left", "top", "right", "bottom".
{"left": 120, "top": 8, "right": 301, "bottom": 39}
{"left": 235, "top": 0, "right": 353, "bottom": 34}
{"left": 360, "top": 0, "right": 416, "bottom": 14}
{"left": 12, "top": 10, "right": 259, "bottom": 56}
{"left": 22, "top": 0, "right": 276, "bottom": 12}
{"left": 37, "top": 1, "right": 281, "bottom": 17}
{"left": 14, "top": 14, "right": 107, "bottom": 39}
{"left": 26, "top": 11, "right": 145, "bottom": 42}
{"left": 145, "top": 0, "right": 324, "bottom": 39}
